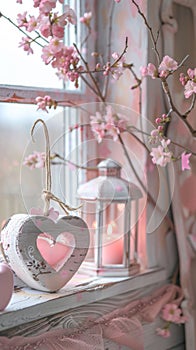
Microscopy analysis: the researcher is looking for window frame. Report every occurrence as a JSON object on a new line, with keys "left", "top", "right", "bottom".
{"left": 0, "top": 0, "right": 96, "bottom": 107}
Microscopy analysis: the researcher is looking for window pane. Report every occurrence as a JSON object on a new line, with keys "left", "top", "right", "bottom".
{"left": 0, "top": 102, "right": 84, "bottom": 224}
{"left": 0, "top": 102, "right": 63, "bottom": 224}
{"left": 0, "top": 1, "right": 63, "bottom": 88}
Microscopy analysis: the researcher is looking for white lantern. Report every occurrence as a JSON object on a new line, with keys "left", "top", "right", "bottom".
{"left": 77, "top": 158, "right": 143, "bottom": 276}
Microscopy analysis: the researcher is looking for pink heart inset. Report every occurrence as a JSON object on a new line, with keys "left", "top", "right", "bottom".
{"left": 36, "top": 232, "right": 75, "bottom": 272}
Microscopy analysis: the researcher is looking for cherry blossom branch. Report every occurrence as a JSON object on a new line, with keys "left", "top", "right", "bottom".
{"left": 184, "top": 93, "right": 196, "bottom": 117}
{"left": 51, "top": 153, "right": 97, "bottom": 171}
{"left": 161, "top": 78, "right": 196, "bottom": 135}
{"left": 159, "top": 55, "right": 189, "bottom": 119}
{"left": 79, "top": 75, "right": 99, "bottom": 96}
{"left": 73, "top": 43, "right": 105, "bottom": 102}
{"left": 130, "top": 2, "right": 196, "bottom": 136}
{"left": 126, "top": 64, "right": 146, "bottom": 145}
{"left": 131, "top": 0, "right": 161, "bottom": 64}
{"left": 127, "top": 64, "right": 142, "bottom": 89}
{"left": 78, "top": 38, "right": 129, "bottom": 75}
{"left": 113, "top": 37, "right": 129, "bottom": 65}
{"left": 103, "top": 1, "right": 115, "bottom": 99}
{"left": 0, "top": 12, "right": 44, "bottom": 48}
{"left": 170, "top": 141, "right": 196, "bottom": 156}
{"left": 80, "top": 25, "right": 92, "bottom": 48}
{"left": 118, "top": 134, "right": 174, "bottom": 230}
{"left": 127, "top": 125, "right": 196, "bottom": 155}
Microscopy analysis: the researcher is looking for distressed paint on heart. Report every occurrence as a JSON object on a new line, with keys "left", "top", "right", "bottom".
{"left": 1, "top": 214, "right": 90, "bottom": 292}
{"left": 36, "top": 232, "right": 75, "bottom": 271}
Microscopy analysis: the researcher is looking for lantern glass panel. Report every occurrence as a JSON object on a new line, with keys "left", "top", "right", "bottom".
{"left": 101, "top": 201, "right": 125, "bottom": 266}
{"left": 79, "top": 199, "right": 97, "bottom": 263}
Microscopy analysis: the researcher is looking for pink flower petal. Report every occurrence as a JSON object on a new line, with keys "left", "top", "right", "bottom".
{"left": 181, "top": 152, "right": 191, "bottom": 171}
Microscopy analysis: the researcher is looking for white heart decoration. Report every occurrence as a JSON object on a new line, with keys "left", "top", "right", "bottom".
{"left": 1, "top": 214, "right": 89, "bottom": 292}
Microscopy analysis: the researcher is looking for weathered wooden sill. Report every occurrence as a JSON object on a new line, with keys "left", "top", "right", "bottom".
{"left": 0, "top": 267, "right": 166, "bottom": 333}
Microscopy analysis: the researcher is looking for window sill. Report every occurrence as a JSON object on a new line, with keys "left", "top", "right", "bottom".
{"left": 0, "top": 267, "right": 167, "bottom": 333}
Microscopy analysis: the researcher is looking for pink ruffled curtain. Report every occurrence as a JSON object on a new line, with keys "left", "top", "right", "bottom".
{"left": 0, "top": 284, "right": 183, "bottom": 350}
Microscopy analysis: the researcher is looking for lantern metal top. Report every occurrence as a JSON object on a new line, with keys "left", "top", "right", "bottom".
{"left": 77, "top": 158, "right": 143, "bottom": 201}
{"left": 97, "top": 158, "right": 121, "bottom": 177}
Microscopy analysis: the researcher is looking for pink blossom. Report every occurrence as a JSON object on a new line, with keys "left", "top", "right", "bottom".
{"left": 179, "top": 73, "right": 187, "bottom": 86}
{"left": 40, "top": 23, "right": 51, "bottom": 38}
{"left": 187, "top": 68, "right": 196, "bottom": 79}
{"left": 39, "top": 0, "right": 57, "bottom": 15}
{"left": 140, "top": 63, "right": 158, "bottom": 79}
{"left": 26, "top": 16, "right": 38, "bottom": 32}
{"left": 41, "top": 45, "right": 54, "bottom": 64}
{"left": 90, "top": 112, "right": 106, "bottom": 143}
{"left": 158, "top": 125, "right": 164, "bottom": 132}
{"left": 151, "top": 129, "right": 159, "bottom": 137}
{"left": 33, "top": 0, "right": 42, "bottom": 8}
{"left": 140, "top": 66, "right": 148, "bottom": 77}
{"left": 110, "top": 52, "right": 125, "bottom": 80}
{"left": 156, "top": 328, "right": 171, "bottom": 338}
{"left": 105, "top": 105, "right": 127, "bottom": 137}
{"left": 48, "top": 38, "right": 64, "bottom": 54}
{"left": 103, "top": 53, "right": 125, "bottom": 80}
{"left": 161, "top": 138, "right": 171, "bottom": 148}
{"left": 159, "top": 55, "right": 178, "bottom": 73}
{"left": 90, "top": 106, "right": 127, "bottom": 143}
{"left": 23, "top": 151, "right": 46, "bottom": 169}
{"left": 92, "top": 123, "right": 106, "bottom": 143}
{"left": 184, "top": 80, "right": 196, "bottom": 98}
{"left": 80, "top": 12, "right": 92, "bottom": 26}
{"left": 162, "top": 303, "right": 182, "bottom": 323}
{"left": 155, "top": 117, "right": 162, "bottom": 124}
{"left": 52, "top": 24, "right": 64, "bottom": 38}
{"left": 35, "top": 95, "right": 53, "bottom": 112}
{"left": 63, "top": 5, "right": 77, "bottom": 25}
{"left": 181, "top": 152, "right": 191, "bottom": 171}
{"left": 16, "top": 0, "right": 23, "bottom": 4}
{"left": 150, "top": 146, "right": 172, "bottom": 167}
{"left": 149, "top": 129, "right": 163, "bottom": 144}
{"left": 147, "top": 63, "right": 157, "bottom": 79}
{"left": 18, "top": 37, "right": 33, "bottom": 55}
{"left": 105, "top": 123, "right": 120, "bottom": 141}
{"left": 17, "top": 12, "right": 28, "bottom": 28}
{"left": 49, "top": 45, "right": 81, "bottom": 85}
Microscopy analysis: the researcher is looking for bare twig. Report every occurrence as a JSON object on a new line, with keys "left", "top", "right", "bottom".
{"left": 161, "top": 79, "right": 196, "bottom": 135}
{"left": 175, "top": 55, "right": 189, "bottom": 71}
{"left": 74, "top": 43, "right": 105, "bottom": 102}
{"left": 130, "top": 3, "right": 196, "bottom": 136}
{"left": 0, "top": 12, "right": 46, "bottom": 48}
{"left": 126, "top": 64, "right": 142, "bottom": 89}
{"left": 184, "top": 94, "right": 196, "bottom": 117}
{"left": 128, "top": 125, "right": 196, "bottom": 154}
{"left": 52, "top": 153, "right": 98, "bottom": 171}
{"left": 103, "top": 1, "right": 115, "bottom": 99}
{"left": 80, "top": 25, "right": 92, "bottom": 48}
{"left": 118, "top": 134, "right": 174, "bottom": 231}
{"left": 80, "top": 75, "right": 99, "bottom": 96}
{"left": 131, "top": 0, "right": 161, "bottom": 64}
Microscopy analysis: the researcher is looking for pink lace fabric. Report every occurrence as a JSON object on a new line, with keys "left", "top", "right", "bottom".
{"left": 0, "top": 284, "right": 184, "bottom": 350}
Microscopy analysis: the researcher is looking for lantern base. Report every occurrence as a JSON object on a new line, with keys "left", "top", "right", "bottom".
{"left": 79, "top": 261, "right": 140, "bottom": 277}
